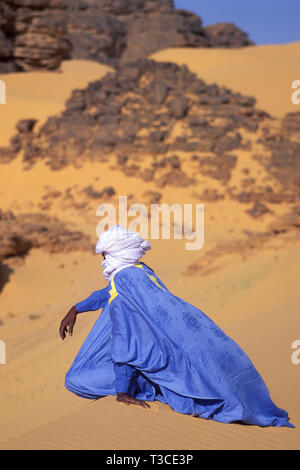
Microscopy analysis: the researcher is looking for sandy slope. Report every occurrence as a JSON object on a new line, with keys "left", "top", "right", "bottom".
{"left": 0, "top": 60, "right": 112, "bottom": 146}
{"left": 0, "top": 49, "right": 299, "bottom": 449}
{"left": 152, "top": 41, "right": 300, "bottom": 118}
{"left": 0, "top": 245, "right": 299, "bottom": 449}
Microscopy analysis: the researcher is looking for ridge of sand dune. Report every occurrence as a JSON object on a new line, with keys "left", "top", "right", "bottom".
{"left": 152, "top": 41, "right": 300, "bottom": 118}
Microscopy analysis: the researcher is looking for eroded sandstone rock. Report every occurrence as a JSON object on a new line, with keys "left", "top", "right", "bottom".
{"left": 0, "top": 209, "right": 92, "bottom": 262}
{"left": 0, "top": 0, "right": 255, "bottom": 73}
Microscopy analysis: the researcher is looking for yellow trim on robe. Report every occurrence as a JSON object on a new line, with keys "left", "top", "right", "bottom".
{"left": 134, "top": 264, "right": 166, "bottom": 291}
{"left": 108, "top": 263, "right": 166, "bottom": 305}
{"left": 108, "top": 276, "right": 118, "bottom": 304}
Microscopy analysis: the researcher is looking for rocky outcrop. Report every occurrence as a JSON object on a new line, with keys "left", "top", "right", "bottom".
{"left": 0, "top": 2, "right": 17, "bottom": 73}
{"left": 0, "top": 59, "right": 267, "bottom": 191}
{"left": 118, "top": 4, "right": 210, "bottom": 64}
{"left": 204, "top": 22, "right": 254, "bottom": 48}
{"left": 0, "top": 1, "right": 70, "bottom": 72}
{"left": 1, "top": 58, "right": 298, "bottom": 216}
{"left": 0, "top": 0, "right": 255, "bottom": 73}
{"left": 253, "top": 111, "right": 300, "bottom": 200}
{"left": 0, "top": 209, "right": 92, "bottom": 262}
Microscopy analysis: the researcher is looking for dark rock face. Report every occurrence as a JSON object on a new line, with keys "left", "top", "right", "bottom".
{"left": 198, "top": 154, "right": 237, "bottom": 183}
{"left": 83, "top": 185, "right": 116, "bottom": 199}
{"left": 0, "top": 209, "right": 92, "bottom": 263}
{"left": 246, "top": 202, "right": 272, "bottom": 218}
{"left": 0, "top": 0, "right": 71, "bottom": 72}
{"left": 0, "top": 0, "right": 255, "bottom": 73}
{"left": 254, "top": 111, "right": 300, "bottom": 200}
{"left": 0, "top": 59, "right": 267, "bottom": 190}
{"left": 16, "top": 119, "right": 38, "bottom": 134}
{"left": 119, "top": 7, "right": 210, "bottom": 64}
{"left": 204, "top": 22, "right": 254, "bottom": 48}
{"left": 0, "top": 2, "right": 18, "bottom": 73}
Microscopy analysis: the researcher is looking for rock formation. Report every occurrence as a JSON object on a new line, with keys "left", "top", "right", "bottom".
{"left": 204, "top": 22, "right": 254, "bottom": 48}
{"left": 0, "top": 59, "right": 267, "bottom": 190}
{"left": 1, "top": 58, "right": 298, "bottom": 206}
{"left": 0, "top": 0, "right": 255, "bottom": 73}
{"left": 0, "top": 209, "right": 92, "bottom": 262}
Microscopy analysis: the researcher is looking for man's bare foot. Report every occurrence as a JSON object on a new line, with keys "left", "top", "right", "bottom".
{"left": 116, "top": 392, "right": 150, "bottom": 409}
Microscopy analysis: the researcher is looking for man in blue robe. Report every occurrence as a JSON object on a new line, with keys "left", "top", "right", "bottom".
{"left": 59, "top": 225, "right": 294, "bottom": 427}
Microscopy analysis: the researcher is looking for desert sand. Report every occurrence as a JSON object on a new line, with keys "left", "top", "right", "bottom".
{"left": 0, "top": 43, "right": 299, "bottom": 449}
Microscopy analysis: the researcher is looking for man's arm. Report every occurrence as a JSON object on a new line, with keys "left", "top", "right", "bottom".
{"left": 59, "top": 286, "right": 109, "bottom": 340}
{"left": 75, "top": 285, "right": 110, "bottom": 313}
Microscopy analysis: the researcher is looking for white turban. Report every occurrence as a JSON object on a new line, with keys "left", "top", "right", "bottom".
{"left": 95, "top": 224, "right": 151, "bottom": 281}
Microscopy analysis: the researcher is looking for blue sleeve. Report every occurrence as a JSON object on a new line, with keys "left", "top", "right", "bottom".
{"left": 75, "top": 286, "right": 110, "bottom": 313}
{"left": 114, "top": 362, "right": 138, "bottom": 393}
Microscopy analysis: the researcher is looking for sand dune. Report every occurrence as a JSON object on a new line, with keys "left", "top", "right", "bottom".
{"left": 152, "top": 41, "right": 300, "bottom": 118}
{"left": 0, "top": 46, "right": 299, "bottom": 449}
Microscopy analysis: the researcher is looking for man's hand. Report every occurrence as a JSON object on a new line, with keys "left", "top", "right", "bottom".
{"left": 59, "top": 305, "right": 78, "bottom": 340}
{"left": 116, "top": 393, "right": 150, "bottom": 409}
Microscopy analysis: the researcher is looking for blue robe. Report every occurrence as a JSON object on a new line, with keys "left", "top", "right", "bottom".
{"left": 65, "top": 262, "right": 294, "bottom": 428}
